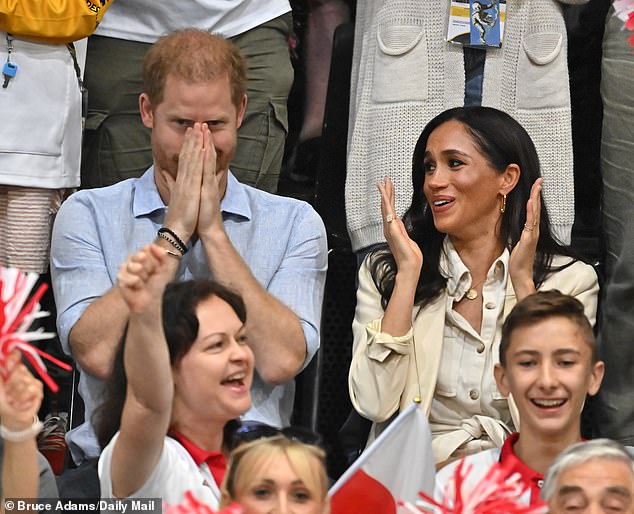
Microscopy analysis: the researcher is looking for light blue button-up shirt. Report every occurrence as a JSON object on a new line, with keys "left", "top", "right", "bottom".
{"left": 51, "top": 168, "right": 328, "bottom": 464}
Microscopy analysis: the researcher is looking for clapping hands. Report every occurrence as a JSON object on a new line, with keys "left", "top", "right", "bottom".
{"left": 509, "top": 178, "right": 542, "bottom": 299}
{"left": 161, "top": 123, "right": 223, "bottom": 246}
{"left": 378, "top": 177, "right": 423, "bottom": 280}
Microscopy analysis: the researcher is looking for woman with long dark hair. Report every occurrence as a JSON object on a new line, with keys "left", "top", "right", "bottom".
{"left": 97, "top": 244, "right": 254, "bottom": 506}
{"left": 349, "top": 107, "right": 599, "bottom": 466}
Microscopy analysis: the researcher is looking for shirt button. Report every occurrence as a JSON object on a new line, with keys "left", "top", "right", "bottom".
{"left": 477, "top": 343, "right": 485, "bottom": 353}
{"left": 469, "top": 389, "right": 480, "bottom": 400}
{"left": 485, "top": 302, "right": 496, "bottom": 309}
{"left": 537, "top": 479, "right": 544, "bottom": 488}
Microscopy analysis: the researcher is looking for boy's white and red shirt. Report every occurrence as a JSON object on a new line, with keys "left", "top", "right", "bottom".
{"left": 434, "top": 433, "right": 548, "bottom": 506}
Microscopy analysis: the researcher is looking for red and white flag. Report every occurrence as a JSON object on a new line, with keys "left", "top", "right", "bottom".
{"left": 329, "top": 403, "right": 435, "bottom": 514}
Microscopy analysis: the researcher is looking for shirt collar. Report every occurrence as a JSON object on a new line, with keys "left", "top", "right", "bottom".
{"left": 440, "top": 236, "right": 509, "bottom": 300}
{"left": 221, "top": 171, "right": 251, "bottom": 221}
{"left": 131, "top": 167, "right": 252, "bottom": 221}
{"left": 171, "top": 431, "right": 226, "bottom": 486}
{"left": 132, "top": 167, "right": 166, "bottom": 218}
{"left": 499, "top": 433, "right": 544, "bottom": 505}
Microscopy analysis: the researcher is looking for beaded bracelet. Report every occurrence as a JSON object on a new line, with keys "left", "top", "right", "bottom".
{"left": 158, "top": 227, "right": 188, "bottom": 255}
{"left": 0, "top": 415, "right": 43, "bottom": 442}
{"left": 157, "top": 230, "right": 187, "bottom": 256}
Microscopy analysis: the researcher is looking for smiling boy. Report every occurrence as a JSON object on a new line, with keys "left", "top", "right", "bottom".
{"left": 434, "top": 290, "right": 605, "bottom": 505}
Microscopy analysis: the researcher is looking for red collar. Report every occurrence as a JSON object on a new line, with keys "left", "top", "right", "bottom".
{"left": 499, "top": 433, "right": 545, "bottom": 505}
{"left": 171, "top": 431, "right": 226, "bottom": 486}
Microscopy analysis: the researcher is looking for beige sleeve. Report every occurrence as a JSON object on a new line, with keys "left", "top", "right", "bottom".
{"left": 348, "top": 260, "right": 414, "bottom": 422}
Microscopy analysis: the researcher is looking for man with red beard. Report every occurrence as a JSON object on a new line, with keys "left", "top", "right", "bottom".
{"left": 50, "top": 30, "right": 327, "bottom": 469}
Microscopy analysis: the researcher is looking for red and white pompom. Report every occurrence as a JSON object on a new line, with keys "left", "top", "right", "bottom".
{"left": 612, "top": 0, "right": 634, "bottom": 48}
{"left": 163, "top": 491, "right": 243, "bottom": 514}
{"left": 399, "top": 460, "right": 547, "bottom": 514}
{"left": 0, "top": 267, "right": 71, "bottom": 392}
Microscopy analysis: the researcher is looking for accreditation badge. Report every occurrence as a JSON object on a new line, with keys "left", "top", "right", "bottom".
{"left": 446, "top": 0, "right": 506, "bottom": 47}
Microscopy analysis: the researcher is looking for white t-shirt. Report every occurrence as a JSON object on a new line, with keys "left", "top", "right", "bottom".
{"left": 0, "top": 34, "right": 83, "bottom": 189}
{"left": 99, "top": 433, "right": 221, "bottom": 508}
{"left": 95, "top": 0, "right": 292, "bottom": 42}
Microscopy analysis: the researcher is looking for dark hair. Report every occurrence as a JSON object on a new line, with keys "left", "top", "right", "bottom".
{"left": 162, "top": 280, "right": 246, "bottom": 367}
{"left": 499, "top": 290, "right": 596, "bottom": 366}
{"left": 94, "top": 279, "right": 246, "bottom": 449}
{"left": 370, "top": 106, "right": 577, "bottom": 309}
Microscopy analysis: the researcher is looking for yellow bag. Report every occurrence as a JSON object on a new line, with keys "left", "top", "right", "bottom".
{"left": 0, "top": 0, "right": 113, "bottom": 43}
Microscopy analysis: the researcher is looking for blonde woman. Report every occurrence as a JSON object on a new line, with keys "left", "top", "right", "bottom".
{"left": 221, "top": 436, "right": 329, "bottom": 514}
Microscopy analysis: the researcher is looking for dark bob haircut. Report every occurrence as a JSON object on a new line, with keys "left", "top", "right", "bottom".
{"left": 162, "top": 280, "right": 246, "bottom": 367}
{"left": 94, "top": 279, "right": 246, "bottom": 449}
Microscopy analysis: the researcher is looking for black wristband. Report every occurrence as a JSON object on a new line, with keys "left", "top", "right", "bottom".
{"left": 157, "top": 228, "right": 188, "bottom": 255}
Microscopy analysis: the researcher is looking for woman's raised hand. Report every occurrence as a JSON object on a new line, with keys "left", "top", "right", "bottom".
{"left": 0, "top": 352, "right": 43, "bottom": 430}
{"left": 509, "top": 178, "right": 542, "bottom": 300}
{"left": 378, "top": 177, "right": 423, "bottom": 279}
{"left": 117, "top": 244, "right": 173, "bottom": 314}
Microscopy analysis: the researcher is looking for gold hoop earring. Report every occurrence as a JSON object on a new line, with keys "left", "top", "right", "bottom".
{"left": 500, "top": 194, "right": 507, "bottom": 214}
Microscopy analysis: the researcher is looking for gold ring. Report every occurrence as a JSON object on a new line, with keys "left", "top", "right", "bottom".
{"left": 523, "top": 224, "right": 534, "bottom": 232}
{"left": 386, "top": 214, "right": 394, "bottom": 223}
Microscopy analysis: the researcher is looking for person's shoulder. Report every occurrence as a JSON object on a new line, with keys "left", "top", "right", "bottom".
{"left": 62, "top": 178, "right": 138, "bottom": 209}
{"left": 244, "top": 184, "right": 311, "bottom": 210}
{"left": 550, "top": 254, "right": 579, "bottom": 266}
{"left": 244, "top": 185, "right": 324, "bottom": 226}
{"left": 548, "top": 255, "right": 597, "bottom": 281}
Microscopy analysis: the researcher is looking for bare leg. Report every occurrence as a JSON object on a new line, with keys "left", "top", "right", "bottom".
{"left": 299, "top": 0, "right": 351, "bottom": 142}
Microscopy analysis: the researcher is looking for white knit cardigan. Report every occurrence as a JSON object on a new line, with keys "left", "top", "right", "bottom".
{"left": 346, "top": 0, "right": 587, "bottom": 251}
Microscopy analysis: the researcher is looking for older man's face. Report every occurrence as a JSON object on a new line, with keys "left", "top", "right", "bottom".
{"left": 549, "top": 458, "right": 634, "bottom": 513}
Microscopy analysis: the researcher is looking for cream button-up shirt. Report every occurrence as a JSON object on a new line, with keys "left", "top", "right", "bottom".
{"left": 429, "top": 238, "right": 513, "bottom": 462}
{"left": 349, "top": 239, "right": 598, "bottom": 463}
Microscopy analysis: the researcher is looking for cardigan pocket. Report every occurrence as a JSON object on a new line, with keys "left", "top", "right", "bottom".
{"left": 516, "top": 32, "right": 568, "bottom": 109}
{"left": 372, "top": 23, "right": 428, "bottom": 103}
